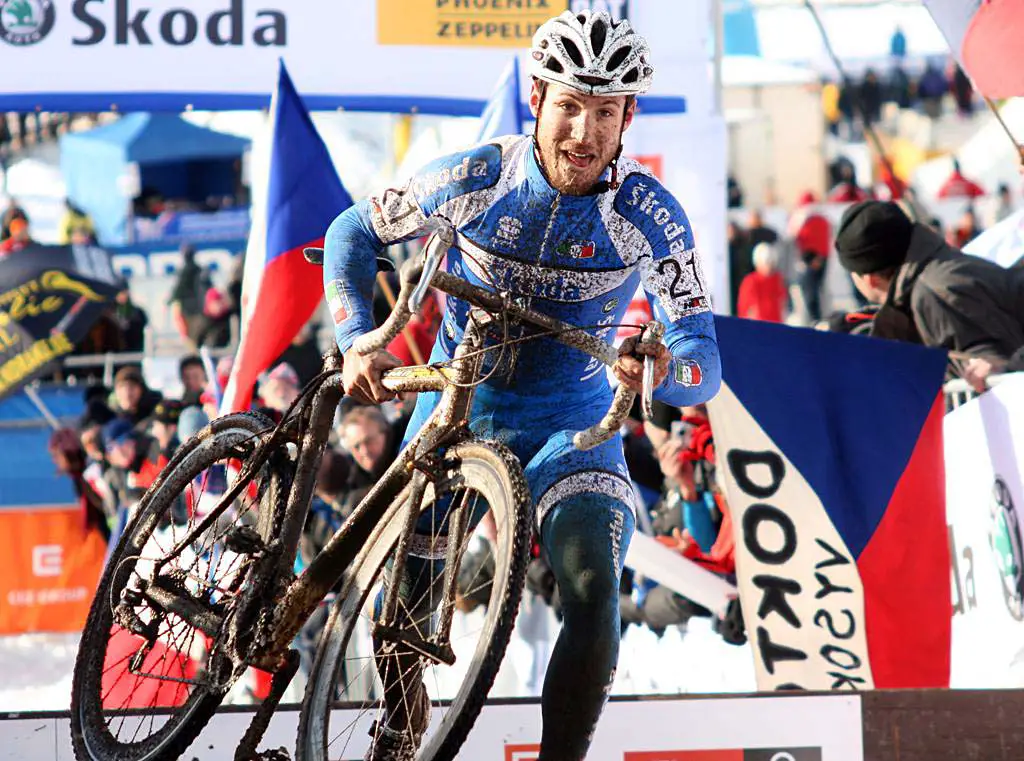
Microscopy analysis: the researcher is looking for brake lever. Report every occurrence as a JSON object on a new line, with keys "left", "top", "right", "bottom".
{"left": 639, "top": 321, "right": 665, "bottom": 421}
{"left": 409, "top": 225, "right": 453, "bottom": 313}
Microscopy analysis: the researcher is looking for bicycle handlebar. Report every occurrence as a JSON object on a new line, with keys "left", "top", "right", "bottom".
{"left": 351, "top": 229, "right": 663, "bottom": 451}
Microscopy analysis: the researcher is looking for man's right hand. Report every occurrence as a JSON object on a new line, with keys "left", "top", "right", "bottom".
{"left": 342, "top": 347, "right": 403, "bottom": 405}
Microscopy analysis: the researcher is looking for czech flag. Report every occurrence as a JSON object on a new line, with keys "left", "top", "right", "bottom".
{"left": 707, "top": 317, "right": 951, "bottom": 690}
{"left": 924, "top": 0, "right": 1024, "bottom": 98}
{"left": 476, "top": 57, "right": 522, "bottom": 142}
{"left": 220, "top": 60, "right": 353, "bottom": 413}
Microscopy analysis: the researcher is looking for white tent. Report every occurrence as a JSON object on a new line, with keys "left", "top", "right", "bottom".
{"left": 912, "top": 98, "right": 1024, "bottom": 202}
{"left": 751, "top": 2, "right": 949, "bottom": 74}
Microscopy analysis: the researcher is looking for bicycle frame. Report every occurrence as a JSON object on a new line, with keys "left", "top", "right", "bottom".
{"left": 252, "top": 313, "right": 491, "bottom": 667}
{"left": 154, "top": 248, "right": 659, "bottom": 674}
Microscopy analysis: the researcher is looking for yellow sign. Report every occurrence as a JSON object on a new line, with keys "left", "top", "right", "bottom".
{"left": 378, "top": 0, "right": 562, "bottom": 48}
{"left": 0, "top": 333, "right": 74, "bottom": 396}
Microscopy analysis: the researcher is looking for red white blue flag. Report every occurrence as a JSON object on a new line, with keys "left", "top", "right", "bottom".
{"left": 708, "top": 317, "right": 951, "bottom": 690}
{"left": 924, "top": 0, "right": 1024, "bottom": 98}
{"left": 221, "top": 60, "right": 353, "bottom": 413}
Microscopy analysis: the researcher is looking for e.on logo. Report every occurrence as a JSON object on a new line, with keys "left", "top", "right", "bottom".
{"left": 504, "top": 744, "right": 540, "bottom": 761}
{"left": 32, "top": 545, "right": 63, "bottom": 578}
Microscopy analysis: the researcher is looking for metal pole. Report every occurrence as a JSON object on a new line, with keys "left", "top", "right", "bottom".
{"left": 23, "top": 385, "right": 61, "bottom": 431}
{"left": 982, "top": 95, "right": 1024, "bottom": 166}
{"left": 803, "top": 0, "right": 919, "bottom": 221}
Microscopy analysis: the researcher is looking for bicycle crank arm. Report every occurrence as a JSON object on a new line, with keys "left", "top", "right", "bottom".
{"left": 373, "top": 623, "right": 456, "bottom": 667}
{"left": 142, "top": 576, "right": 224, "bottom": 639}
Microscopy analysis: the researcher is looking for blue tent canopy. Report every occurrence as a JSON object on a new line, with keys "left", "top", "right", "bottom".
{"left": 60, "top": 114, "right": 251, "bottom": 245}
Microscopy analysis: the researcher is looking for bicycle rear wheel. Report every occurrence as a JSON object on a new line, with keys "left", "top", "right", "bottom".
{"left": 297, "top": 440, "right": 532, "bottom": 761}
{"left": 70, "top": 413, "right": 292, "bottom": 761}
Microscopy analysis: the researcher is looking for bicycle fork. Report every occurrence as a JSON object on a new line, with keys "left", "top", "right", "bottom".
{"left": 373, "top": 464, "right": 477, "bottom": 669}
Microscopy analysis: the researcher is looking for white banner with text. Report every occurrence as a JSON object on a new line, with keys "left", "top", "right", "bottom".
{"left": 1, "top": 0, "right": 712, "bottom": 115}
{"left": 945, "top": 374, "right": 1024, "bottom": 688}
{"left": 0, "top": 695, "right": 863, "bottom": 760}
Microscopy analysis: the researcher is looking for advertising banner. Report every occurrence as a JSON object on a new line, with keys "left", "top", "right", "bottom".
{"left": 945, "top": 374, "right": 1024, "bottom": 687}
{"left": 0, "top": 507, "right": 107, "bottom": 634}
{"left": 0, "top": 244, "right": 121, "bottom": 402}
{"left": 132, "top": 208, "right": 251, "bottom": 244}
{"left": 0, "top": 694, "right": 865, "bottom": 760}
{"left": 0, "top": 0, "right": 705, "bottom": 115}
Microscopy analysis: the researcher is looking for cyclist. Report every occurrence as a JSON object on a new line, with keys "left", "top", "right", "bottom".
{"left": 324, "top": 10, "right": 721, "bottom": 760}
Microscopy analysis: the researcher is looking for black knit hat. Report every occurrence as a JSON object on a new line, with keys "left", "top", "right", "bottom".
{"left": 835, "top": 201, "right": 913, "bottom": 275}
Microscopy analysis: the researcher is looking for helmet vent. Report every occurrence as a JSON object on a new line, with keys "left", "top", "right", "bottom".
{"left": 621, "top": 68, "right": 639, "bottom": 84}
{"left": 590, "top": 20, "right": 607, "bottom": 56}
{"left": 545, "top": 57, "right": 564, "bottom": 74}
{"left": 606, "top": 45, "right": 631, "bottom": 72}
{"left": 562, "top": 37, "right": 585, "bottom": 67}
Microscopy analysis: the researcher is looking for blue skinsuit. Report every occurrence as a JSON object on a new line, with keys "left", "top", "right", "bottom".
{"left": 324, "top": 135, "right": 720, "bottom": 760}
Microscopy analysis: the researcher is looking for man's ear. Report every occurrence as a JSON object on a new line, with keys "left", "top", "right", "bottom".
{"left": 528, "top": 80, "right": 544, "bottom": 119}
{"left": 622, "top": 99, "right": 637, "bottom": 132}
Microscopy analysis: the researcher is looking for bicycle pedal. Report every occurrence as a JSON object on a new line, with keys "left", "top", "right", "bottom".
{"left": 224, "top": 525, "right": 266, "bottom": 555}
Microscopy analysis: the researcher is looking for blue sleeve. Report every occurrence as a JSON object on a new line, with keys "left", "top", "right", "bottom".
{"left": 683, "top": 492, "right": 718, "bottom": 552}
{"left": 652, "top": 305, "right": 722, "bottom": 408}
{"left": 323, "top": 199, "right": 382, "bottom": 354}
{"left": 613, "top": 172, "right": 721, "bottom": 408}
{"left": 323, "top": 143, "right": 504, "bottom": 354}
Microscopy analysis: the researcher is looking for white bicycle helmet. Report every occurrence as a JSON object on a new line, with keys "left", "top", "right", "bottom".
{"left": 529, "top": 10, "right": 654, "bottom": 97}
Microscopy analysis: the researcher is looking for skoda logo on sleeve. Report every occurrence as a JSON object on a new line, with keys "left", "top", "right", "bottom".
{"left": 0, "top": 0, "right": 55, "bottom": 45}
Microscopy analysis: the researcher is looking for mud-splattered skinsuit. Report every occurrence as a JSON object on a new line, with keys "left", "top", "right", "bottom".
{"left": 324, "top": 135, "right": 721, "bottom": 760}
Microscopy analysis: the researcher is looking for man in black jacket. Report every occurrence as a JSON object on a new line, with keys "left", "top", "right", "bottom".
{"left": 835, "top": 200, "right": 1024, "bottom": 391}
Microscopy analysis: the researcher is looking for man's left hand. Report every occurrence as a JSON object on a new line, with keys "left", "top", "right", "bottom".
{"left": 614, "top": 335, "right": 670, "bottom": 394}
{"left": 964, "top": 356, "right": 1007, "bottom": 394}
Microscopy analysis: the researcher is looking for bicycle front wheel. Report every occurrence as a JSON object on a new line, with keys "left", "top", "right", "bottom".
{"left": 71, "top": 412, "right": 292, "bottom": 761}
{"left": 298, "top": 440, "right": 533, "bottom": 761}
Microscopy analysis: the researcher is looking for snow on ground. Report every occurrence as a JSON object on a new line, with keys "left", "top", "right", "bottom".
{"left": 0, "top": 608, "right": 754, "bottom": 714}
{"left": 0, "top": 633, "right": 80, "bottom": 713}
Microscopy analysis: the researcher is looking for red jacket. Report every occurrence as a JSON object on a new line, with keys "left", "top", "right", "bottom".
{"left": 795, "top": 213, "right": 832, "bottom": 258}
{"left": 737, "top": 271, "right": 787, "bottom": 323}
{"left": 657, "top": 494, "right": 736, "bottom": 577}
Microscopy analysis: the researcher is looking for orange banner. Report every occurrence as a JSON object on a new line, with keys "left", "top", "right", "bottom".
{"left": 0, "top": 507, "right": 106, "bottom": 634}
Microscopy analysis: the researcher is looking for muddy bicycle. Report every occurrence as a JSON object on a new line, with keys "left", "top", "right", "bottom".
{"left": 69, "top": 225, "right": 664, "bottom": 761}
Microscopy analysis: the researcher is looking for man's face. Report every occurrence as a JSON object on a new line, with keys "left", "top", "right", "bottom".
{"left": 114, "top": 380, "right": 143, "bottom": 412}
{"left": 181, "top": 365, "right": 207, "bottom": 394}
{"left": 529, "top": 82, "right": 634, "bottom": 196}
{"left": 342, "top": 421, "right": 388, "bottom": 475}
{"left": 262, "top": 380, "right": 299, "bottom": 413}
{"left": 107, "top": 438, "right": 136, "bottom": 469}
{"left": 851, "top": 272, "right": 889, "bottom": 304}
{"left": 153, "top": 421, "right": 176, "bottom": 449}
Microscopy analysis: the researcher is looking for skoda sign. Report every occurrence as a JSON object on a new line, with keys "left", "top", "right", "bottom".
{"left": 989, "top": 475, "right": 1024, "bottom": 621}
{"left": 0, "top": 0, "right": 55, "bottom": 45}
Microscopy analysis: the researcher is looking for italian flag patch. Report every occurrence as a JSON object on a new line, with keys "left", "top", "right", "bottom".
{"left": 326, "top": 280, "right": 351, "bottom": 324}
{"left": 674, "top": 360, "right": 702, "bottom": 387}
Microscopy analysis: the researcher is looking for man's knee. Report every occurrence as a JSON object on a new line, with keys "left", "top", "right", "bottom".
{"left": 542, "top": 493, "right": 633, "bottom": 609}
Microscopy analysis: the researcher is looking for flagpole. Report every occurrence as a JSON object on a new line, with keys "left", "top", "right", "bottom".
{"left": 803, "top": 0, "right": 919, "bottom": 222}
{"left": 981, "top": 96, "right": 1024, "bottom": 167}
